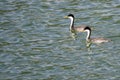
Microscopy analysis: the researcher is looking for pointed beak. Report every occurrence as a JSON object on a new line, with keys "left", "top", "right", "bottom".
{"left": 64, "top": 16, "right": 68, "bottom": 18}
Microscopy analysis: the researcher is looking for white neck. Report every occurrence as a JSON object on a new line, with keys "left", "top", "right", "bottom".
{"left": 85, "top": 29, "right": 91, "bottom": 41}
{"left": 69, "top": 17, "right": 74, "bottom": 30}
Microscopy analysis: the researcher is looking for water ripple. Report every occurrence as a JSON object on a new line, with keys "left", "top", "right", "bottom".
{"left": 0, "top": 0, "right": 120, "bottom": 79}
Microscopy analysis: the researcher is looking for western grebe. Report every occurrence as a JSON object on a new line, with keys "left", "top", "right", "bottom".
{"left": 84, "top": 26, "right": 110, "bottom": 44}
{"left": 64, "top": 14, "right": 89, "bottom": 33}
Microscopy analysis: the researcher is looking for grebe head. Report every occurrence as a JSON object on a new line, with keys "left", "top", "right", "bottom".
{"left": 84, "top": 26, "right": 91, "bottom": 31}
{"left": 64, "top": 14, "right": 74, "bottom": 19}
{"left": 84, "top": 26, "right": 91, "bottom": 41}
{"left": 67, "top": 14, "right": 74, "bottom": 18}
{"left": 64, "top": 14, "right": 75, "bottom": 30}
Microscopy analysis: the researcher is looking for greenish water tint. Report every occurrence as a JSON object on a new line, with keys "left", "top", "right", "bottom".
{"left": 0, "top": 0, "right": 120, "bottom": 80}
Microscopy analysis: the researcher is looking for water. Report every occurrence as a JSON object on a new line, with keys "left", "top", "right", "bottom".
{"left": 0, "top": 0, "right": 120, "bottom": 80}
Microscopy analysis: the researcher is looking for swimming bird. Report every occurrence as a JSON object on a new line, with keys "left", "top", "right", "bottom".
{"left": 83, "top": 26, "right": 110, "bottom": 45}
{"left": 64, "top": 14, "right": 89, "bottom": 33}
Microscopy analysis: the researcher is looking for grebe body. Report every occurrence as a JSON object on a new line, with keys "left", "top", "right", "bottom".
{"left": 84, "top": 27, "right": 110, "bottom": 44}
{"left": 64, "top": 14, "right": 89, "bottom": 33}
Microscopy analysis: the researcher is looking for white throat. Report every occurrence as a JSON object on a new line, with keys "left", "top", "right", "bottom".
{"left": 85, "top": 29, "right": 91, "bottom": 41}
{"left": 68, "top": 17, "right": 74, "bottom": 30}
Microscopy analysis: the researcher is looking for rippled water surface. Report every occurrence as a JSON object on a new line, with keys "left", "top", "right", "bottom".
{"left": 0, "top": 0, "right": 120, "bottom": 80}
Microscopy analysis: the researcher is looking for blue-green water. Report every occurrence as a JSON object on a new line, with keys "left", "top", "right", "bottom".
{"left": 0, "top": 0, "right": 120, "bottom": 80}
